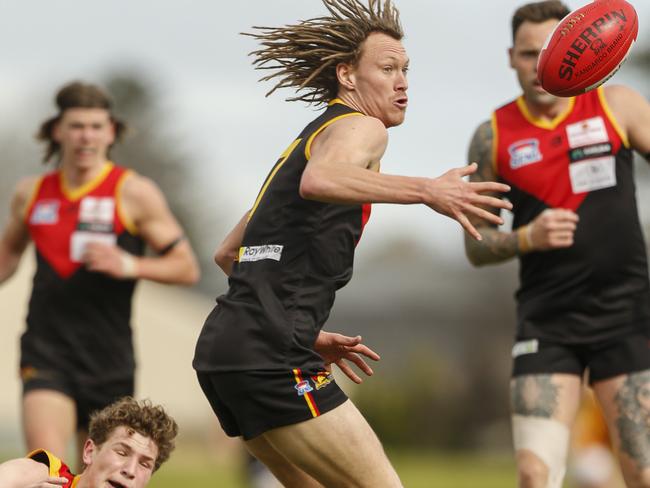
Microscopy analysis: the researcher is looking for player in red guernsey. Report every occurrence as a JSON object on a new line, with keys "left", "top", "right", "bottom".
{"left": 0, "top": 397, "right": 177, "bottom": 488}
{"left": 0, "top": 82, "right": 199, "bottom": 465}
{"left": 464, "top": 2, "right": 650, "bottom": 488}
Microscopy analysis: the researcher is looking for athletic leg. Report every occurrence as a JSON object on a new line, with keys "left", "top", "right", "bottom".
{"left": 593, "top": 369, "right": 650, "bottom": 488}
{"left": 22, "top": 389, "right": 76, "bottom": 459}
{"left": 511, "top": 373, "right": 582, "bottom": 488}
{"left": 245, "top": 435, "right": 322, "bottom": 488}
{"left": 257, "top": 399, "right": 401, "bottom": 488}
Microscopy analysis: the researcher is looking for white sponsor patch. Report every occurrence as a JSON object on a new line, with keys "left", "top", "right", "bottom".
{"left": 569, "top": 156, "right": 616, "bottom": 194}
{"left": 70, "top": 231, "right": 117, "bottom": 262}
{"left": 30, "top": 200, "right": 59, "bottom": 224}
{"left": 79, "top": 197, "right": 115, "bottom": 224}
{"left": 566, "top": 117, "right": 608, "bottom": 148}
{"left": 512, "top": 339, "right": 539, "bottom": 358}
{"left": 508, "top": 139, "right": 543, "bottom": 169}
{"left": 238, "top": 244, "right": 283, "bottom": 263}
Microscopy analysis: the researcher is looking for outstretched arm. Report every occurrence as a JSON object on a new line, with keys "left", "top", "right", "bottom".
{"left": 301, "top": 115, "right": 512, "bottom": 241}
{"left": 83, "top": 173, "right": 200, "bottom": 285}
{"left": 0, "top": 177, "right": 37, "bottom": 284}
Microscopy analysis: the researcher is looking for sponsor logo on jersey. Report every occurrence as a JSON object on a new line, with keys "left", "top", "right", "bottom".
{"left": 512, "top": 339, "right": 539, "bottom": 358}
{"left": 238, "top": 244, "right": 283, "bottom": 263}
{"left": 569, "top": 142, "right": 612, "bottom": 162}
{"left": 566, "top": 116, "right": 608, "bottom": 148}
{"left": 295, "top": 380, "right": 314, "bottom": 396}
{"left": 311, "top": 371, "right": 333, "bottom": 390}
{"left": 30, "top": 200, "right": 60, "bottom": 224}
{"left": 508, "top": 139, "right": 543, "bottom": 169}
{"left": 569, "top": 155, "right": 616, "bottom": 193}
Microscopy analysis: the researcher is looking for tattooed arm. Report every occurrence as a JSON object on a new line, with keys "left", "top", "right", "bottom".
{"left": 463, "top": 120, "right": 520, "bottom": 266}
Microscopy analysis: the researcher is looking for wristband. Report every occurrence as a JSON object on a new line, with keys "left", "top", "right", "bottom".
{"left": 517, "top": 225, "right": 534, "bottom": 254}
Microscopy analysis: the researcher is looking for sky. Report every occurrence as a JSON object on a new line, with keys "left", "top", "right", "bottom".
{"left": 1, "top": 0, "right": 649, "bottom": 260}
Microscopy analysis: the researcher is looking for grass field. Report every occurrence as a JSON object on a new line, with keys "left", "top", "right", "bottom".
{"left": 150, "top": 447, "right": 519, "bottom": 487}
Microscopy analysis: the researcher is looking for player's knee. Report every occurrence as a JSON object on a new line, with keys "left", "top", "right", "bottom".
{"left": 517, "top": 450, "right": 549, "bottom": 488}
{"left": 512, "top": 415, "right": 569, "bottom": 488}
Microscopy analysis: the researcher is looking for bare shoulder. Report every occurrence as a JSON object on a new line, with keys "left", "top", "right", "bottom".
{"left": 467, "top": 119, "right": 495, "bottom": 182}
{"left": 311, "top": 114, "right": 388, "bottom": 166}
{"left": 603, "top": 84, "right": 649, "bottom": 118}
{"left": 119, "top": 171, "right": 172, "bottom": 227}
{"left": 10, "top": 175, "right": 41, "bottom": 216}
{"left": 121, "top": 172, "right": 166, "bottom": 206}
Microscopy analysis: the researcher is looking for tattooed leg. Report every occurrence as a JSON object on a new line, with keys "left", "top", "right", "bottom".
{"left": 602, "top": 370, "right": 650, "bottom": 487}
{"left": 510, "top": 374, "right": 581, "bottom": 488}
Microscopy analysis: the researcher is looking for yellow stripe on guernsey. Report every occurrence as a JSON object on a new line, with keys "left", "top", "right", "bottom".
{"left": 115, "top": 169, "right": 138, "bottom": 235}
{"left": 293, "top": 368, "right": 319, "bottom": 417}
{"left": 247, "top": 138, "right": 303, "bottom": 222}
{"left": 516, "top": 96, "right": 575, "bottom": 130}
{"left": 597, "top": 86, "right": 629, "bottom": 148}
{"left": 26, "top": 449, "right": 62, "bottom": 477}
{"left": 61, "top": 161, "right": 113, "bottom": 201}
{"left": 71, "top": 476, "right": 81, "bottom": 487}
{"left": 490, "top": 112, "right": 499, "bottom": 177}
{"left": 305, "top": 103, "right": 363, "bottom": 160}
{"left": 22, "top": 176, "right": 45, "bottom": 223}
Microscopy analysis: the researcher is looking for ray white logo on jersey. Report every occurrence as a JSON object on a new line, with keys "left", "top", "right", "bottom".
{"left": 238, "top": 244, "right": 284, "bottom": 263}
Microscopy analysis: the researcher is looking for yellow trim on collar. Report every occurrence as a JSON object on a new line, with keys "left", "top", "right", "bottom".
{"left": 516, "top": 96, "right": 575, "bottom": 130}
{"left": 60, "top": 161, "right": 113, "bottom": 201}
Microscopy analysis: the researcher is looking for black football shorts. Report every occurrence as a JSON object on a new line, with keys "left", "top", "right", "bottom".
{"left": 512, "top": 330, "right": 650, "bottom": 384}
{"left": 197, "top": 368, "right": 348, "bottom": 440}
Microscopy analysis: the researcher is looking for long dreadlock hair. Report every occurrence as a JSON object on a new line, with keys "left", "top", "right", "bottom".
{"left": 244, "top": 0, "right": 403, "bottom": 105}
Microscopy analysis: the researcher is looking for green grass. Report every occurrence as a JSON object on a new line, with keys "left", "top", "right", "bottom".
{"left": 149, "top": 447, "right": 518, "bottom": 487}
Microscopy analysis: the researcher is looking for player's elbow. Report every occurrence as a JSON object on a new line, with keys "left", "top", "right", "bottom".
{"left": 299, "top": 165, "right": 328, "bottom": 200}
{"left": 213, "top": 246, "right": 235, "bottom": 273}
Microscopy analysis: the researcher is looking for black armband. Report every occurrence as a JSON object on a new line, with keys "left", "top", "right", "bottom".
{"left": 157, "top": 235, "right": 185, "bottom": 255}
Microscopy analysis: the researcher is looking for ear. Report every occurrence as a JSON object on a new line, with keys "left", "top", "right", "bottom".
{"left": 508, "top": 47, "right": 515, "bottom": 69}
{"left": 107, "top": 120, "right": 117, "bottom": 145}
{"left": 336, "top": 62, "right": 356, "bottom": 92}
{"left": 52, "top": 120, "right": 63, "bottom": 143}
{"left": 81, "top": 439, "right": 97, "bottom": 467}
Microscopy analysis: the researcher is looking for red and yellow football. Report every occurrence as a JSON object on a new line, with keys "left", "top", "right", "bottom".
{"left": 537, "top": 0, "right": 639, "bottom": 97}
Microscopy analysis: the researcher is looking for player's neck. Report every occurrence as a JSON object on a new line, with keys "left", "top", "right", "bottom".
{"left": 522, "top": 96, "right": 571, "bottom": 122}
{"left": 60, "top": 158, "right": 110, "bottom": 189}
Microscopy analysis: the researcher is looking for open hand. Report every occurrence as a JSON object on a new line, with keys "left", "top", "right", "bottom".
{"left": 314, "top": 331, "right": 380, "bottom": 384}
{"left": 427, "top": 163, "right": 512, "bottom": 240}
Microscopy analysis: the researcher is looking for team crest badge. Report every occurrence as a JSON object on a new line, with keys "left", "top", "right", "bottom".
{"left": 508, "top": 139, "right": 542, "bottom": 169}
{"left": 311, "top": 371, "right": 333, "bottom": 390}
{"left": 30, "top": 200, "right": 60, "bottom": 224}
{"left": 295, "top": 380, "right": 313, "bottom": 396}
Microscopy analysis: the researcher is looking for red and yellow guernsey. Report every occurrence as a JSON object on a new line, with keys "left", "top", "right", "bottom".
{"left": 493, "top": 87, "right": 650, "bottom": 343}
{"left": 21, "top": 163, "right": 144, "bottom": 382}
{"left": 28, "top": 449, "right": 79, "bottom": 487}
